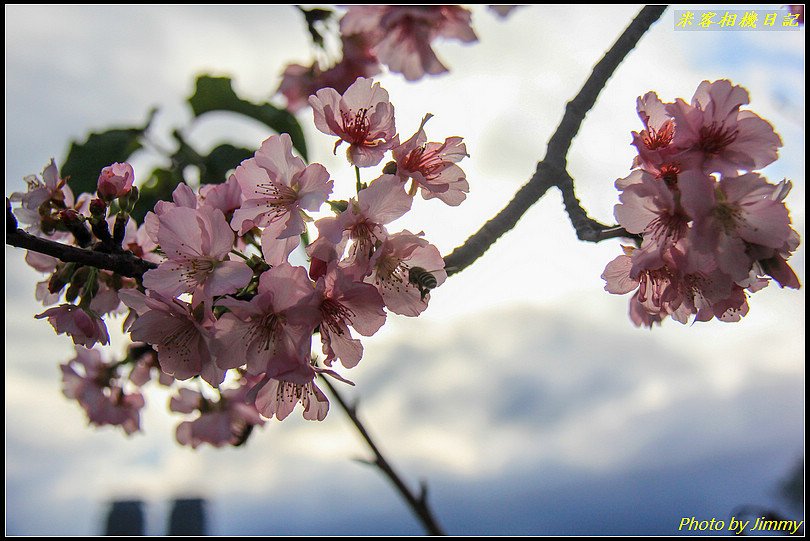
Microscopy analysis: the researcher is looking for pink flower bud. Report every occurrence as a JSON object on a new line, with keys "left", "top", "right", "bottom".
{"left": 97, "top": 162, "right": 135, "bottom": 201}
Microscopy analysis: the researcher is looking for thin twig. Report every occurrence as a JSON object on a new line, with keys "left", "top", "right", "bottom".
{"left": 443, "top": 5, "right": 666, "bottom": 276}
{"left": 319, "top": 375, "right": 446, "bottom": 536}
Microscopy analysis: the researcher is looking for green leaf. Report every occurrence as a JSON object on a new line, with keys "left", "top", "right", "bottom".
{"left": 188, "top": 75, "right": 308, "bottom": 161}
{"left": 61, "top": 109, "right": 156, "bottom": 196}
{"left": 298, "top": 7, "right": 335, "bottom": 49}
{"left": 200, "top": 144, "right": 253, "bottom": 184}
{"left": 131, "top": 167, "right": 183, "bottom": 224}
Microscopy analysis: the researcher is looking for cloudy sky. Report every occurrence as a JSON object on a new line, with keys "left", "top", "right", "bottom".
{"left": 5, "top": 5, "right": 805, "bottom": 535}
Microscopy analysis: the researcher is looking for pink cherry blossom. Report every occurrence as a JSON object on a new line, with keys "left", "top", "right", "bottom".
{"left": 26, "top": 250, "right": 59, "bottom": 273}
{"left": 679, "top": 172, "right": 793, "bottom": 282}
{"left": 143, "top": 182, "right": 201, "bottom": 244}
{"left": 119, "top": 288, "right": 224, "bottom": 386}
{"left": 311, "top": 263, "right": 387, "bottom": 369}
{"left": 212, "top": 264, "right": 321, "bottom": 384}
{"left": 122, "top": 220, "right": 163, "bottom": 265}
{"left": 171, "top": 386, "right": 265, "bottom": 448}
{"left": 35, "top": 280, "right": 61, "bottom": 307}
{"left": 392, "top": 114, "right": 469, "bottom": 206}
{"left": 60, "top": 346, "right": 144, "bottom": 435}
{"left": 630, "top": 92, "right": 678, "bottom": 172}
{"left": 309, "top": 77, "right": 397, "bottom": 167}
{"left": 11, "top": 159, "right": 75, "bottom": 236}
{"left": 612, "top": 169, "right": 689, "bottom": 277}
{"left": 250, "top": 374, "right": 330, "bottom": 421}
{"left": 198, "top": 174, "right": 243, "bottom": 217}
{"left": 36, "top": 304, "right": 109, "bottom": 347}
{"left": 666, "top": 80, "right": 782, "bottom": 176}
{"left": 309, "top": 174, "right": 412, "bottom": 269}
{"left": 28, "top": 252, "right": 62, "bottom": 306}
{"left": 603, "top": 244, "right": 755, "bottom": 327}
{"left": 367, "top": 230, "right": 446, "bottom": 316}
{"left": 229, "top": 134, "right": 332, "bottom": 264}
{"left": 340, "top": 6, "right": 477, "bottom": 81}
{"left": 279, "top": 34, "right": 382, "bottom": 113}
{"left": 142, "top": 206, "right": 252, "bottom": 307}
{"left": 96, "top": 162, "right": 135, "bottom": 201}
{"left": 89, "top": 276, "right": 131, "bottom": 317}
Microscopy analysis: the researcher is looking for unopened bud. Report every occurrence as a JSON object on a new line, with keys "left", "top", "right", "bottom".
{"left": 65, "top": 283, "right": 81, "bottom": 303}
{"left": 48, "top": 262, "right": 78, "bottom": 294}
{"left": 97, "top": 162, "right": 135, "bottom": 202}
{"left": 60, "top": 208, "right": 82, "bottom": 224}
{"left": 89, "top": 198, "right": 107, "bottom": 219}
{"left": 118, "top": 185, "right": 140, "bottom": 214}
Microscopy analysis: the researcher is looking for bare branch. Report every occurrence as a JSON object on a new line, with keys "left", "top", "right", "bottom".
{"left": 6, "top": 205, "right": 157, "bottom": 280}
{"left": 319, "top": 375, "right": 447, "bottom": 536}
{"left": 443, "top": 5, "right": 666, "bottom": 276}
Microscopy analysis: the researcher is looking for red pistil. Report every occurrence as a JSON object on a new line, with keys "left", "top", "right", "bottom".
{"left": 642, "top": 119, "right": 675, "bottom": 150}
{"left": 697, "top": 122, "right": 738, "bottom": 155}
{"left": 341, "top": 108, "right": 372, "bottom": 144}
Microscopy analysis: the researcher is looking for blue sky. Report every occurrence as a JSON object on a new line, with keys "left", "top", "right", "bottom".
{"left": 5, "top": 5, "right": 805, "bottom": 535}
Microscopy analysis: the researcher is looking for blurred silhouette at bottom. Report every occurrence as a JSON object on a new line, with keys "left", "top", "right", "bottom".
{"left": 103, "top": 497, "right": 206, "bottom": 535}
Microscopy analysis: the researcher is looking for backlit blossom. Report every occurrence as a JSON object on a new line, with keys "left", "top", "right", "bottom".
{"left": 310, "top": 174, "right": 412, "bottom": 271}
{"left": 613, "top": 169, "right": 689, "bottom": 277}
{"left": 630, "top": 92, "right": 678, "bottom": 172}
{"left": 11, "top": 159, "right": 75, "bottom": 236}
{"left": 36, "top": 304, "right": 109, "bottom": 348}
{"left": 309, "top": 77, "right": 397, "bottom": 167}
{"left": 60, "top": 346, "right": 144, "bottom": 435}
{"left": 680, "top": 172, "right": 793, "bottom": 281}
{"left": 119, "top": 288, "right": 223, "bottom": 386}
{"left": 250, "top": 373, "right": 330, "bottom": 421}
{"left": 367, "top": 230, "right": 446, "bottom": 316}
{"left": 392, "top": 114, "right": 469, "bottom": 205}
{"left": 602, "top": 246, "right": 748, "bottom": 327}
{"left": 142, "top": 206, "right": 252, "bottom": 307}
{"left": 340, "top": 6, "right": 477, "bottom": 81}
{"left": 198, "top": 174, "right": 243, "bottom": 217}
{"left": 212, "top": 264, "right": 321, "bottom": 384}
{"left": 171, "top": 386, "right": 265, "bottom": 448}
{"left": 279, "top": 34, "right": 382, "bottom": 113}
{"left": 605, "top": 81, "right": 799, "bottom": 326}
{"left": 229, "top": 134, "right": 332, "bottom": 264}
{"left": 311, "top": 263, "right": 387, "bottom": 369}
{"left": 666, "top": 80, "right": 782, "bottom": 176}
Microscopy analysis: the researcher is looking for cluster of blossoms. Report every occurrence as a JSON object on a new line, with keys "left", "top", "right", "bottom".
{"left": 602, "top": 80, "right": 800, "bottom": 327}
{"left": 11, "top": 76, "right": 468, "bottom": 447}
{"left": 280, "top": 5, "right": 478, "bottom": 112}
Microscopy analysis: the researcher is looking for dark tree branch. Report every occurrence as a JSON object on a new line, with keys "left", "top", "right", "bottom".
{"left": 319, "top": 375, "right": 447, "bottom": 536}
{"left": 443, "top": 5, "right": 666, "bottom": 276}
{"left": 6, "top": 209, "right": 157, "bottom": 279}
